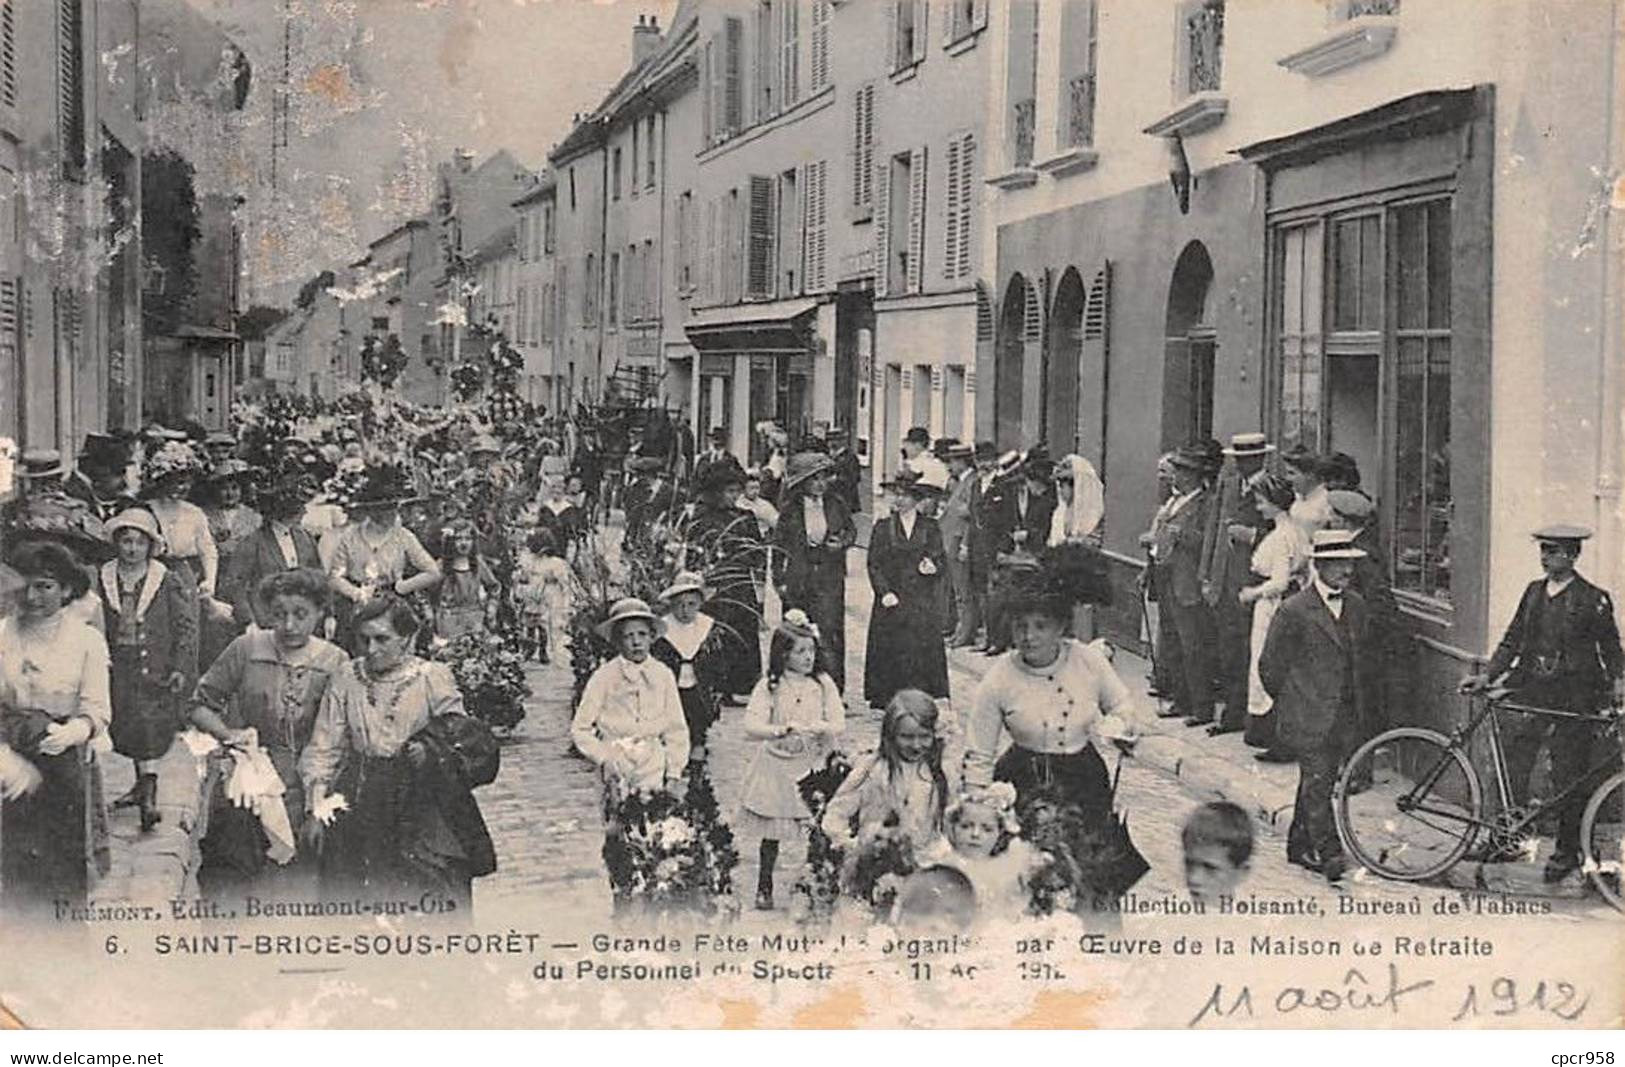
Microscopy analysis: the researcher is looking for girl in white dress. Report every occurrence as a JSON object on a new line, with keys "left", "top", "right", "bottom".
{"left": 736, "top": 609, "right": 844, "bottom": 910}
{"left": 1238, "top": 473, "right": 1311, "bottom": 747}
{"left": 919, "top": 783, "right": 1042, "bottom": 920}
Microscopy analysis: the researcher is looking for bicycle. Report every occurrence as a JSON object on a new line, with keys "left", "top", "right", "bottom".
{"left": 1333, "top": 689, "right": 1624, "bottom": 911}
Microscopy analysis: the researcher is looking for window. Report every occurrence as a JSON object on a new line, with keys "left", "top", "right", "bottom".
{"left": 704, "top": 17, "right": 745, "bottom": 145}
{"left": 643, "top": 239, "right": 656, "bottom": 319}
{"left": 3, "top": 0, "right": 18, "bottom": 111}
{"left": 1181, "top": 0, "right": 1224, "bottom": 95}
{"left": 58, "top": 0, "right": 85, "bottom": 180}
{"left": 516, "top": 287, "right": 528, "bottom": 342}
{"left": 1056, "top": 0, "right": 1096, "bottom": 151}
{"left": 543, "top": 202, "right": 556, "bottom": 254}
{"left": 645, "top": 115, "right": 657, "bottom": 188}
{"left": 371, "top": 316, "right": 389, "bottom": 332}
{"left": 612, "top": 148, "right": 622, "bottom": 200}
{"left": 725, "top": 187, "right": 743, "bottom": 303}
{"left": 943, "top": 133, "right": 975, "bottom": 280}
{"left": 569, "top": 167, "right": 577, "bottom": 210}
{"left": 1007, "top": 0, "right": 1038, "bottom": 165}
{"left": 891, "top": 0, "right": 926, "bottom": 73}
{"left": 608, "top": 251, "right": 620, "bottom": 327}
{"left": 517, "top": 216, "right": 529, "bottom": 262}
{"left": 1269, "top": 192, "right": 1455, "bottom": 609}
{"left": 777, "top": 168, "right": 800, "bottom": 296}
{"left": 878, "top": 149, "right": 924, "bottom": 296}
{"left": 746, "top": 174, "right": 777, "bottom": 300}
{"left": 756, "top": 1, "right": 778, "bottom": 121}
{"left": 809, "top": 0, "right": 831, "bottom": 92}
{"left": 851, "top": 82, "right": 875, "bottom": 218}
{"left": 780, "top": 0, "right": 799, "bottom": 109}
{"left": 946, "top": 0, "right": 988, "bottom": 45}
{"left": 1393, "top": 198, "right": 1451, "bottom": 606}
{"left": 630, "top": 125, "right": 639, "bottom": 198}
{"left": 677, "top": 191, "right": 694, "bottom": 291}
{"left": 583, "top": 254, "right": 595, "bottom": 324}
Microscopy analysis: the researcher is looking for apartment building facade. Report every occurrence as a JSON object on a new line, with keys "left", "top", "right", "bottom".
{"left": 982, "top": 0, "right": 1625, "bottom": 736}
{"left": 512, "top": 173, "right": 560, "bottom": 409}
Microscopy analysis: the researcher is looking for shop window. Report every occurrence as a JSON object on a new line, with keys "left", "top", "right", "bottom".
{"left": 1274, "top": 221, "right": 1324, "bottom": 453}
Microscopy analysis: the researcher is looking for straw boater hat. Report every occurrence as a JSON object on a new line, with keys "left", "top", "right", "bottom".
{"left": 1310, "top": 528, "right": 1367, "bottom": 560}
{"left": 594, "top": 597, "right": 665, "bottom": 642}
{"left": 658, "top": 570, "right": 708, "bottom": 602}
{"left": 945, "top": 442, "right": 974, "bottom": 462}
{"left": 883, "top": 468, "right": 940, "bottom": 496}
{"left": 18, "top": 449, "right": 66, "bottom": 480}
{"left": 105, "top": 507, "right": 168, "bottom": 557}
{"left": 781, "top": 450, "right": 834, "bottom": 493}
{"left": 1221, "top": 432, "right": 1275, "bottom": 458}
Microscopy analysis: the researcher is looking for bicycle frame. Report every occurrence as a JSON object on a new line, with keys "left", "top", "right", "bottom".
{"left": 1402, "top": 694, "right": 1621, "bottom": 838}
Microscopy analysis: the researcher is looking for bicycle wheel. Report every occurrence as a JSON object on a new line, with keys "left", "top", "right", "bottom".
{"left": 1336, "top": 727, "right": 1482, "bottom": 881}
{"left": 1580, "top": 771, "right": 1625, "bottom": 913}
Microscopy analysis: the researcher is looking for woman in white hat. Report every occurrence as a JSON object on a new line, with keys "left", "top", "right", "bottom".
{"left": 649, "top": 573, "right": 724, "bottom": 770}
{"left": 97, "top": 507, "right": 200, "bottom": 833}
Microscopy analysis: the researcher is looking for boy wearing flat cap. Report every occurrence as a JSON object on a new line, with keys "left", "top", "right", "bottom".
{"left": 1462, "top": 524, "right": 1624, "bottom": 882}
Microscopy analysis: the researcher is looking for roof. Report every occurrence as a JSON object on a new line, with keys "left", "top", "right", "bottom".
{"left": 512, "top": 170, "right": 557, "bottom": 207}
{"left": 548, "top": 6, "right": 699, "bottom": 166}
{"left": 367, "top": 218, "right": 428, "bottom": 250}
{"left": 467, "top": 222, "right": 517, "bottom": 267}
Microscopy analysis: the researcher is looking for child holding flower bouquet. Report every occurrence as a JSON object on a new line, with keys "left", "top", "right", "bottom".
{"left": 918, "top": 783, "right": 1042, "bottom": 920}
{"left": 736, "top": 610, "right": 845, "bottom": 910}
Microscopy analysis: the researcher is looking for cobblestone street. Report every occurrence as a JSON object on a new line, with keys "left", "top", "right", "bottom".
{"left": 473, "top": 527, "right": 1611, "bottom": 925}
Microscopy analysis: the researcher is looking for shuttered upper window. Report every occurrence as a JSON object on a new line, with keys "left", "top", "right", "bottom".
{"left": 2, "top": 0, "right": 18, "bottom": 112}
{"left": 809, "top": 1, "right": 831, "bottom": 93}
{"left": 943, "top": 133, "right": 975, "bottom": 281}
{"left": 58, "top": 0, "right": 85, "bottom": 181}
{"left": 803, "top": 159, "right": 828, "bottom": 292}
{"left": 851, "top": 82, "right": 875, "bottom": 219}
{"left": 746, "top": 175, "right": 776, "bottom": 301}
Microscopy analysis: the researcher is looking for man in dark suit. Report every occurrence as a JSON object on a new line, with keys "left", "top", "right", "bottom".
{"left": 1462, "top": 524, "right": 1624, "bottom": 882}
{"left": 1199, "top": 433, "right": 1274, "bottom": 735}
{"left": 823, "top": 427, "right": 863, "bottom": 516}
{"left": 222, "top": 476, "right": 322, "bottom": 629}
{"left": 692, "top": 425, "right": 745, "bottom": 499}
{"left": 1152, "top": 444, "right": 1217, "bottom": 727}
{"left": 1259, "top": 529, "right": 1378, "bottom": 882}
{"left": 962, "top": 440, "right": 1002, "bottom": 649}
{"left": 774, "top": 452, "right": 857, "bottom": 692}
{"left": 1329, "top": 489, "right": 1399, "bottom": 779}
{"left": 984, "top": 449, "right": 1055, "bottom": 655}
{"left": 939, "top": 443, "right": 977, "bottom": 646}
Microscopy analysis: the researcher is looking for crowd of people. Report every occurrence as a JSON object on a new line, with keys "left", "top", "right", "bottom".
{"left": 3, "top": 393, "right": 1618, "bottom": 930}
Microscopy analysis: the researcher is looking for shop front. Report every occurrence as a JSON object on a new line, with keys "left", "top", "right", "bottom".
{"left": 684, "top": 297, "right": 825, "bottom": 465}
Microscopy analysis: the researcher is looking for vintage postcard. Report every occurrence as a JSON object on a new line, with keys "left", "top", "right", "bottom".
{"left": 0, "top": 0, "right": 1622, "bottom": 1030}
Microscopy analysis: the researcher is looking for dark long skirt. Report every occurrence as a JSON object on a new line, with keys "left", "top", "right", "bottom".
{"left": 863, "top": 592, "right": 949, "bottom": 709}
{"left": 318, "top": 756, "right": 472, "bottom": 915}
{"left": 993, "top": 745, "right": 1113, "bottom": 825}
{"left": 1, "top": 750, "right": 91, "bottom": 922}
{"left": 784, "top": 572, "right": 846, "bottom": 693}
{"left": 109, "top": 646, "right": 181, "bottom": 761}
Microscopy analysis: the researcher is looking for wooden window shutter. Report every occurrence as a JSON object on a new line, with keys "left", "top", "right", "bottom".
{"left": 810, "top": 0, "right": 831, "bottom": 92}
{"left": 1022, "top": 277, "right": 1043, "bottom": 343}
{"left": 851, "top": 83, "right": 875, "bottom": 213}
{"left": 906, "top": 145, "right": 927, "bottom": 294}
{"left": 873, "top": 156, "right": 892, "bottom": 298}
{"left": 974, "top": 0, "right": 989, "bottom": 31}
{"left": 974, "top": 282, "right": 994, "bottom": 341}
{"left": 780, "top": 0, "right": 799, "bottom": 108}
{"left": 956, "top": 133, "right": 975, "bottom": 279}
{"left": 886, "top": 2, "right": 898, "bottom": 73}
{"left": 944, "top": 0, "right": 957, "bottom": 44}
{"left": 2, "top": 1, "right": 18, "bottom": 111}
{"left": 911, "top": 0, "right": 928, "bottom": 63}
{"left": 804, "top": 159, "right": 828, "bottom": 292}
{"left": 1079, "top": 262, "right": 1112, "bottom": 474}
{"left": 755, "top": 4, "right": 773, "bottom": 122}
{"left": 943, "top": 137, "right": 961, "bottom": 282}
{"left": 58, "top": 0, "right": 84, "bottom": 180}
{"left": 704, "top": 200, "right": 717, "bottom": 303}
{"left": 723, "top": 17, "right": 744, "bottom": 137}
{"left": 746, "top": 175, "right": 776, "bottom": 300}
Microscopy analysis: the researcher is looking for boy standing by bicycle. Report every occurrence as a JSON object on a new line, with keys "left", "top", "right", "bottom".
{"left": 1461, "top": 524, "right": 1624, "bottom": 884}
{"left": 1259, "top": 528, "right": 1377, "bottom": 882}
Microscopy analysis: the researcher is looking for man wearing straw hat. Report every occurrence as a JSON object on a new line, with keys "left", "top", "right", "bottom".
{"left": 1200, "top": 432, "right": 1275, "bottom": 736}
{"left": 1259, "top": 528, "right": 1379, "bottom": 881}
{"left": 774, "top": 451, "right": 856, "bottom": 692}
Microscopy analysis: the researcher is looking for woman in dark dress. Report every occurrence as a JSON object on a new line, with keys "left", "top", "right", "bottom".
{"left": 774, "top": 451, "right": 856, "bottom": 693}
{"left": 98, "top": 508, "right": 199, "bottom": 832}
{"left": 863, "top": 469, "right": 949, "bottom": 710}
{"left": 679, "top": 464, "right": 764, "bottom": 700}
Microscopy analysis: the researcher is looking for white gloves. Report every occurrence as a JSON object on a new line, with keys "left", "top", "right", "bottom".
{"left": 39, "top": 717, "right": 93, "bottom": 756}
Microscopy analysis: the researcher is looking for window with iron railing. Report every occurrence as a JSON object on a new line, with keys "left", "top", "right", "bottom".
{"left": 1012, "top": 98, "right": 1035, "bottom": 167}
{"left": 1064, "top": 75, "right": 1094, "bottom": 149}
{"left": 1185, "top": 0, "right": 1224, "bottom": 94}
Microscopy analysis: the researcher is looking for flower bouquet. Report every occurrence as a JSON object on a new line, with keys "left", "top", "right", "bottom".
{"left": 1020, "top": 790, "right": 1148, "bottom": 916}
{"left": 602, "top": 765, "right": 738, "bottom": 919}
{"left": 430, "top": 631, "right": 531, "bottom": 732}
{"left": 450, "top": 361, "right": 484, "bottom": 403}
{"left": 790, "top": 751, "right": 853, "bottom": 925}
{"left": 359, "top": 334, "right": 408, "bottom": 389}
{"left": 841, "top": 813, "right": 919, "bottom": 919}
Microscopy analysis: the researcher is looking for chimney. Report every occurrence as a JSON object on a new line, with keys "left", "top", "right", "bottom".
{"left": 632, "top": 14, "right": 660, "bottom": 66}
{"left": 455, "top": 148, "right": 475, "bottom": 174}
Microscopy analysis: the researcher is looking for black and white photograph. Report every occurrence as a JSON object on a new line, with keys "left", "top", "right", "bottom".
{"left": 0, "top": 0, "right": 1622, "bottom": 1034}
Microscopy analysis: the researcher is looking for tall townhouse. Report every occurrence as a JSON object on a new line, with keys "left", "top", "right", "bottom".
{"left": 677, "top": 0, "right": 856, "bottom": 468}
{"left": 840, "top": 0, "right": 994, "bottom": 491}
{"left": 512, "top": 172, "right": 560, "bottom": 409}
{"left": 551, "top": 117, "right": 609, "bottom": 413}
{"left": 349, "top": 219, "right": 442, "bottom": 405}
{"left": 0, "top": 0, "right": 151, "bottom": 461}
{"left": 982, "top": 0, "right": 1625, "bottom": 739}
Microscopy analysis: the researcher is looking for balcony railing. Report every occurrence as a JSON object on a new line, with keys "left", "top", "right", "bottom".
{"left": 1012, "top": 97, "right": 1035, "bottom": 166}
{"left": 1186, "top": 3, "right": 1224, "bottom": 94}
{"left": 1064, "top": 75, "right": 1095, "bottom": 149}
